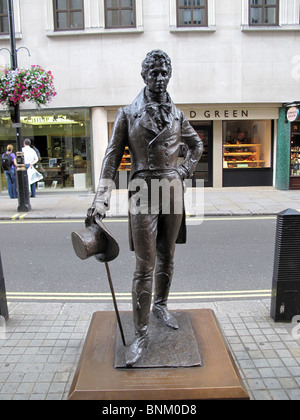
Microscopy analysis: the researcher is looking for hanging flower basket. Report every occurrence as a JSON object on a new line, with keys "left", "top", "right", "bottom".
{"left": 0, "top": 65, "right": 57, "bottom": 110}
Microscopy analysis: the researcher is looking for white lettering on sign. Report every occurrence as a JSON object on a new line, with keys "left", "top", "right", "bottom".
{"left": 0, "top": 315, "right": 6, "bottom": 339}
{"left": 287, "top": 107, "right": 300, "bottom": 123}
{"left": 190, "top": 110, "right": 249, "bottom": 119}
{"left": 21, "top": 116, "right": 78, "bottom": 125}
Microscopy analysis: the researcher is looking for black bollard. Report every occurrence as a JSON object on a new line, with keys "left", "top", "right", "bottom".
{"left": 0, "top": 251, "right": 9, "bottom": 320}
{"left": 270, "top": 209, "right": 300, "bottom": 322}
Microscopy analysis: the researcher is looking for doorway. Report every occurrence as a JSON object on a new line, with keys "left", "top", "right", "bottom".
{"left": 32, "top": 136, "right": 48, "bottom": 157}
{"left": 190, "top": 122, "right": 213, "bottom": 187}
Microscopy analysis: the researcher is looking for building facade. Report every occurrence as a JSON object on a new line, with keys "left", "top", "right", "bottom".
{"left": 0, "top": 0, "right": 300, "bottom": 193}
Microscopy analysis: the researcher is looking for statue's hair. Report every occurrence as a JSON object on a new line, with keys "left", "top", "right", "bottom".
{"left": 141, "top": 50, "right": 172, "bottom": 81}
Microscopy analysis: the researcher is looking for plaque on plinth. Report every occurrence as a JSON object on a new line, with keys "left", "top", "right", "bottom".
{"left": 68, "top": 309, "right": 249, "bottom": 400}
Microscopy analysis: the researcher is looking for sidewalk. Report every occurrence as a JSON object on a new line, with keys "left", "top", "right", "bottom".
{"left": 1, "top": 186, "right": 300, "bottom": 400}
{"left": 1, "top": 186, "right": 300, "bottom": 219}
{"left": 1, "top": 299, "right": 300, "bottom": 400}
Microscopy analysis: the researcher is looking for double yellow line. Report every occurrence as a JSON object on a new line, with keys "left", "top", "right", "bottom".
{"left": 0, "top": 215, "right": 277, "bottom": 224}
{"left": 11, "top": 213, "right": 28, "bottom": 220}
{"left": 6, "top": 289, "right": 271, "bottom": 302}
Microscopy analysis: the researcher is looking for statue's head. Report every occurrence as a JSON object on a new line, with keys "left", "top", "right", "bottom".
{"left": 141, "top": 50, "right": 172, "bottom": 95}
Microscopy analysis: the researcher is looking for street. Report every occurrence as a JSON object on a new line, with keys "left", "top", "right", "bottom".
{"left": 0, "top": 216, "right": 276, "bottom": 303}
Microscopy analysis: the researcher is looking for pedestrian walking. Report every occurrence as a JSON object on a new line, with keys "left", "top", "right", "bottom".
{"left": 1, "top": 144, "right": 17, "bottom": 199}
{"left": 22, "top": 138, "right": 39, "bottom": 198}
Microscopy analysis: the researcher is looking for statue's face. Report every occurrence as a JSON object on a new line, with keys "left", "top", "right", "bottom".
{"left": 144, "top": 61, "right": 171, "bottom": 95}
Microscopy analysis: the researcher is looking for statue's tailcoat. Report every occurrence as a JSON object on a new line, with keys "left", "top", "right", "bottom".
{"left": 95, "top": 88, "right": 204, "bottom": 250}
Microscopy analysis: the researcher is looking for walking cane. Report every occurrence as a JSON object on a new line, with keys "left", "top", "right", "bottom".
{"left": 104, "top": 262, "right": 126, "bottom": 347}
{"left": 71, "top": 214, "right": 126, "bottom": 347}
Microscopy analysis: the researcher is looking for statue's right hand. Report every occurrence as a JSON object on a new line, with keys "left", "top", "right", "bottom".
{"left": 87, "top": 183, "right": 111, "bottom": 227}
{"left": 86, "top": 207, "right": 105, "bottom": 227}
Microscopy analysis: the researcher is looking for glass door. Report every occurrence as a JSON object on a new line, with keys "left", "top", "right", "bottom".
{"left": 191, "top": 122, "right": 213, "bottom": 187}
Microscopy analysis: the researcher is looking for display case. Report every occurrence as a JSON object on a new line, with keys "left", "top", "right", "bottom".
{"left": 222, "top": 121, "right": 273, "bottom": 187}
{"left": 223, "top": 142, "right": 264, "bottom": 169}
{"left": 116, "top": 147, "right": 131, "bottom": 189}
{"left": 40, "top": 157, "right": 65, "bottom": 188}
{"left": 35, "top": 135, "right": 90, "bottom": 189}
{"left": 119, "top": 147, "right": 131, "bottom": 171}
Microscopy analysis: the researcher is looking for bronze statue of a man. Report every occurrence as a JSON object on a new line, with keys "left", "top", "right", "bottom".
{"left": 88, "top": 50, "right": 203, "bottom": 367}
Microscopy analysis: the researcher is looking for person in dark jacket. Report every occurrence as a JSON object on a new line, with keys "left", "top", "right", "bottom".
{"left": 2, "top": 144, "right": 17, "bottom": 199}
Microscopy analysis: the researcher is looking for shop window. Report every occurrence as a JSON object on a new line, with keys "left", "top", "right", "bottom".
{"left": 0, "top": 0, "right": 8, "bottom": 34}
{"left": 119, "top": 146, "right": 131, "bottom": 171}
{"left": 290, "top": 122, "right": 300, "bottom": 189}
{"left": 177, "top": 0, "right": 208, "bottom": 27}
{"left": 0, "top": 108, "right": 91, "bottom": 192}
{"left": 223, "top": 120, "right": 272, "bottom": 169}
{"left": 249, "top": 0, "right": 279, "bottom": 26}
{"left": 108, "top": 121, "right": 132, "bottom": 174}
{"left": 105, "top": 0, "right": 136, "bottom": 29}
{"left": 53, "top": 0, "right": 84, "bottom": 31}
{"left": 107, "top": 122, "right": 131, "bottom": 188}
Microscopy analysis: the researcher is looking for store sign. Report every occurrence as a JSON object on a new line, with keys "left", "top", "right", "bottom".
{"left": 185, "top": 106, "right": 280, "bottom": 121}
{"left": 189, "top": 109, "right": 249, "bottom": 120}
{"left": 108, "top": 106, "right": 279, "bottom": 123}
{"left": 287, "top": 107, "right": 300, "bottom": 123}
{"left": 21, "top": 116, "right": 79, "bottom": 125}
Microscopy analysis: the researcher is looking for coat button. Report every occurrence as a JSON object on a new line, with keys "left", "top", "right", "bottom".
{"left": 149, "top": 164, "right": 155, "bottom": 169}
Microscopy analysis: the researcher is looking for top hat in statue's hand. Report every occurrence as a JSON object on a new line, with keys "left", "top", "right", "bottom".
{"left": 71, "top": 209, "right": 119, "bottom": 263}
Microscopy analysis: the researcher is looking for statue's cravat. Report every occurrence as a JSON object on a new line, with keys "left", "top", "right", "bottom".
{"left": 144, "top": 98, "right": 172, "bottom": 131}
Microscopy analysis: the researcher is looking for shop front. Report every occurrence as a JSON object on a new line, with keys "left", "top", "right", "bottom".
{"left": 106, "top": 117, "right": 214, "bottom": 189}
{"left": 0, "top": 107, "right": 92, "bottom": 193}
{"left": 95, "top": 105, "right": 279, "bottom": 191}
{"left": 182, "top": 105, "right": 278, "bottom": 188}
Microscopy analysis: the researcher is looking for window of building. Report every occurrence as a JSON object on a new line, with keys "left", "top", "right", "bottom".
{"left": 249, "top": 0, "right": 279, "bottom": 26}
{"left": 177, "top": 0, "right": 208, "bottom": 27}
{"left": 0, "top": 108, "right": 92, "bottom": 192}
{"left": 105, "top": 0, "right": 136, "bottom": 29}
{"left": 223, "top": 120, "right": 272, "bottom": 169}
{"left": 0, "top": 0, "right": 8, "bottom": 34}
{"left": 53, "top": 0, "right": 84, "bottom": 31}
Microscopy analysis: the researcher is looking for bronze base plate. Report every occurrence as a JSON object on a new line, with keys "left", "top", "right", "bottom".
{"left": 68, "top": 309, "right": 249, "bottom": 400}
{"left": 114, "top": 311, "right": 202, "bottom": 369}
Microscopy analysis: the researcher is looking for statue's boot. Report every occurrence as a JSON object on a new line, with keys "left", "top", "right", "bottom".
{"left": 126, "top": 281, "right": 152, "bottom": 367}
{"left": 152, "top": 272, "right": 179, "bottom": 330}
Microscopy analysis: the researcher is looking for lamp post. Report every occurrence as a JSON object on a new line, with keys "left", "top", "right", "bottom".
{"left": 7, "top": 0, "right": 31, "bottom": 212}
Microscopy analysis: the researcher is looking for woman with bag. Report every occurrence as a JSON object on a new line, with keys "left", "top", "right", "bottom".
{"left": 22, "top": 138, "right": 39, "bottom": 197}
{"left": 1, "top": 144, "right": 17, "bottom": 199}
